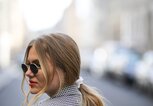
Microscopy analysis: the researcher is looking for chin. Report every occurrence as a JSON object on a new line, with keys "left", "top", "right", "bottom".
{"left": 30, "top": 91, "right": 38, "bottom": 94}
{"left": 30, "top": 88, "right": 39, "bottom": 94}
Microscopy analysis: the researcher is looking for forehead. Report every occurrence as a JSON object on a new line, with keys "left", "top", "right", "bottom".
{"left": 27, "top": 46, "right": 39, "bottom": 63}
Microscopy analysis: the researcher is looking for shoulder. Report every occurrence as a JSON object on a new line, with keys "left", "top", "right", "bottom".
{"left": 36, "top": 94, "right": 82, "bottom": 106}
{"left": 35, "top": 84, "right": 82, "bottom": 106}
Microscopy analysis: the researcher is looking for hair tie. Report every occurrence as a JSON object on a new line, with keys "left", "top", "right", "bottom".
{"left": 75, "top": 77, "right": 83, "bottom": 88}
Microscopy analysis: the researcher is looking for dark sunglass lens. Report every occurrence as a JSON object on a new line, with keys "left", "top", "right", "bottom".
{"left": 30, "top": 64, "right": 38, "bottom": 74}
{"left": 21, "top": 64, "right": 28, "bottom": 73}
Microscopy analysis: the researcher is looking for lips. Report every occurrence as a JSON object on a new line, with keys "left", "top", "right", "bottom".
{"left": 29, "top": 80, "right": 37, "bottom": 87}
{"left": 29, "top": 80, "right": 37, "bottom": 83}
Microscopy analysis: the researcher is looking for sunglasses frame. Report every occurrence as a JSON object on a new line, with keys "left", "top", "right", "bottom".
{"left": 21, "top": 63, "right": 41, "bottom": 74}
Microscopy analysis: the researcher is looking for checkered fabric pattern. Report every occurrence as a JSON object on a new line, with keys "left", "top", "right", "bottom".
{"left": 34, "top": 84, "right": 82, "bottom": 106}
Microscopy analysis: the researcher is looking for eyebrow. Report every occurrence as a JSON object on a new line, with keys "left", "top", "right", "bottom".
{"left": 27, "top": 59, "right": 39, "bottom": 64}
{"left": 32, "top": 59, "right": 40, "bottom": 64}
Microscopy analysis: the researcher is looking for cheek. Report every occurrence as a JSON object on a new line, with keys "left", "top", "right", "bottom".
{"left": 37, "top": 71, "right": 46, "bottom": 88}
{"left": 39, "top": 77, "right": 46, "bottom": 86}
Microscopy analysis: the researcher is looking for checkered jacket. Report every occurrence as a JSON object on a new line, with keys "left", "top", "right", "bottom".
{"left": 34, "top": 84, "right": 82, "bottom": 106}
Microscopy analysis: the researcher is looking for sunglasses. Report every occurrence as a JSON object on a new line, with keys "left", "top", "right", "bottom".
{"left": 21, "top": 63, "right": 41, "bottom": 74}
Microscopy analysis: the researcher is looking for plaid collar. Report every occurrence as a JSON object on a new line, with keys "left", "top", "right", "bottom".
{"left": 51, "top": 84, "right": 80, "bottom": 98}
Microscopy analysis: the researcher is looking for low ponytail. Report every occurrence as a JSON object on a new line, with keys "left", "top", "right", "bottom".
{"left": 79, "top": 84, "right": 104, "bottom": 106}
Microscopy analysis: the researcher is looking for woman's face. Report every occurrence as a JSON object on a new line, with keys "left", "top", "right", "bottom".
{"left": 25, "top": 46, "right": 62, "bottom": 95}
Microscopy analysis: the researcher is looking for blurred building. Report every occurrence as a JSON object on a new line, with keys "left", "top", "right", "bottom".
{"left": 63, "top": 0, "right": 153, "bottom": 53}
{"left": 1, "top": 0, "right": 153, "bottom": 69}
{"left": 0, "top": 0, "right": 25, "bottom": 69}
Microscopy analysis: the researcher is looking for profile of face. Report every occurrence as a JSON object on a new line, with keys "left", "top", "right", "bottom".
{"left": 25, "top": 46, "right": 62, "bottom": 95}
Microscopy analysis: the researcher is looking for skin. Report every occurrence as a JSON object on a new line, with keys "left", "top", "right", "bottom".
{"left": 25, "top": 46, "right": 64, "bottom": 96}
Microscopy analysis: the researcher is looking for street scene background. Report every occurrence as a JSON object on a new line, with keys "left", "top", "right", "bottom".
{"left": 1, "top": 0, "right": 153, "bottom": 106}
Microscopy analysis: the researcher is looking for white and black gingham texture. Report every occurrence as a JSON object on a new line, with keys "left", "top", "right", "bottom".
{"left": 34, "top": 84, "right": 82, "bottom": 106}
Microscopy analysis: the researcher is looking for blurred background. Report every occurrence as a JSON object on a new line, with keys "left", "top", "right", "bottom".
{"left": 0, "top": 0, "right": 153, "bottom": 106}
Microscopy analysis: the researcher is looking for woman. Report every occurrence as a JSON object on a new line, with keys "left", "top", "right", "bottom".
{"left": 21, "top": 33, "right": 104, "bottom": 106}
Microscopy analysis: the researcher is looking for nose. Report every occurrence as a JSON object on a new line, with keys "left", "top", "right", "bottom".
{"left": 25, "top": 67, "right": 34, "bottom": 77}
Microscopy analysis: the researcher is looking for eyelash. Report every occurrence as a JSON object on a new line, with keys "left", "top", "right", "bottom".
{"left": 26, "top": 62, "right": 40, "bottom": 67}
{"left": 35, "top": 63, "right": 41, "bottom": 67}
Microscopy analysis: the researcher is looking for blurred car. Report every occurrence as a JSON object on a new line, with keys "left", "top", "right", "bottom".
{"left": 89, "top": 41, "right": 122, "bottom": 77}
{"left": 88, "top": 40, "right": 141, "bottom": 83}
{"left": 148, "top": 66, "right": 153, "bottom": 92}
{"left": 80, "top": 48, "right": 93, "bottom": 71}
{"left": 134, "top": 51, "right": 153, "bottom": 92}
{"left": 122, "top": 49, "right": 141, "bottom": 85}
{"left": 89, "top": 47, "right": 108, "bottom": 77}
{"left": 106, "top": 46, "right": 141, "bottom": 83}
{"left": 106, "top": 46, "right": 129, "bottom": 79}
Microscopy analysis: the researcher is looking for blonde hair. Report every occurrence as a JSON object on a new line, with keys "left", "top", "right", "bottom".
{"left": 21, "top": 33, "right": 104, "bottom": 106}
